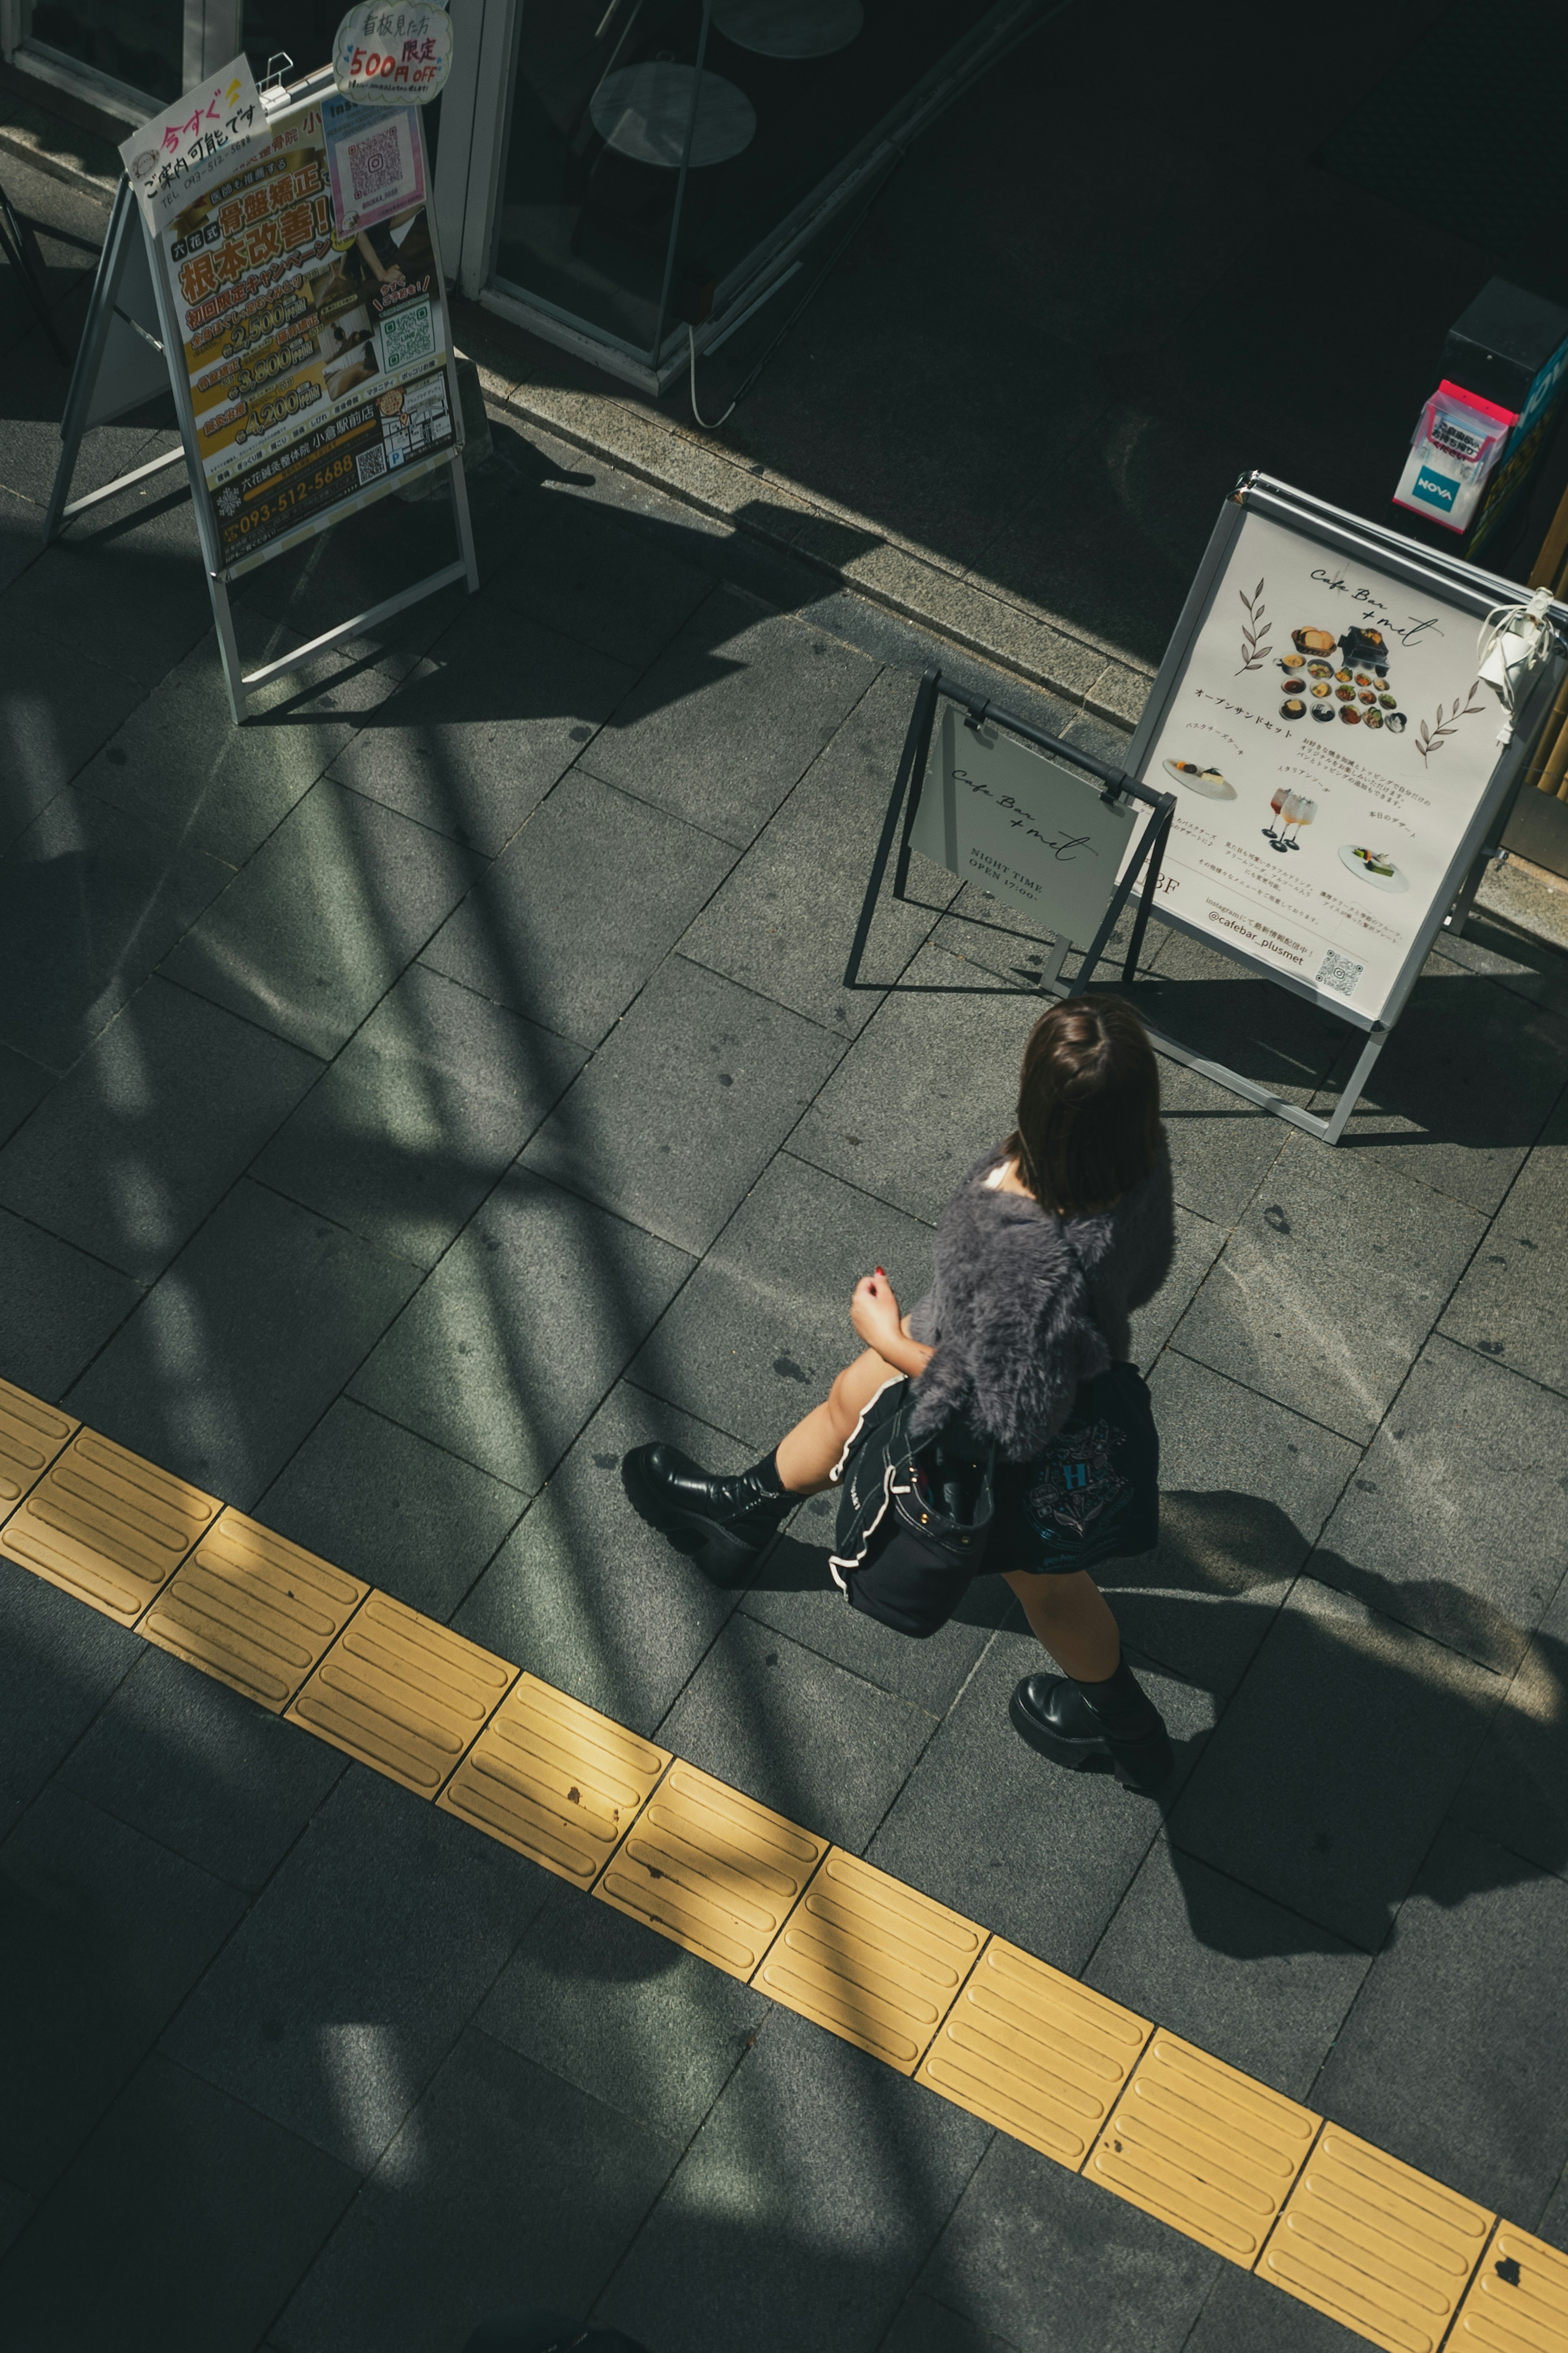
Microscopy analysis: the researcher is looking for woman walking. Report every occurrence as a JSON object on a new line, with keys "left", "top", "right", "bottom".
{"left": 626, "top": 996, "right": 1176, "bottom": 1789}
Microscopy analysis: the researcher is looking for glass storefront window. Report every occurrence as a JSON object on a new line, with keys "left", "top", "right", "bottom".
{"left": 22, "top": 0, "right": 184, "bottom": 103}
{"left": 239, "top": 0, "right": 345, "bottom": 82}
{"left": 492, "top": 0, "right": 1018, "bottom": 373}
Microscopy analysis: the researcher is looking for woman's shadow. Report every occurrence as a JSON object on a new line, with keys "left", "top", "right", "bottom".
{"left": 752, "top": 1487, "right": 1568, "bottom": 1960}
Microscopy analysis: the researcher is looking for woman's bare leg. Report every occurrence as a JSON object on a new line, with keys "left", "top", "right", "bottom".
{"left": 774, "top": 1347, "right": 903, "bottom": 1495}
{"left": 1002, "top": 1567, "right": 1122, "bottom": 1682}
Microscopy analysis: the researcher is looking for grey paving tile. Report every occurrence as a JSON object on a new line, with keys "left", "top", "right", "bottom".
{"left": 1173, "top": 1130, "right": 1488, "bottom": 1444}
{"left": 252, "top": 964, "right": 585, "bottom": 1268}
{"left": 0, "top": 479, "right": 44, "bottom": 598}
{"left": 0, "top": 1784, "right": 243, "bottom": 2195}
{"left": 1323, "top": 966, "right": 1568, "bottom": 1213}
{"left": 1312, "top": 1820, "right": 1568, "bottom": 2225}
{"left": 0, "top": 614, "right": 143, "bottom": 852}
{"left": 523, "top": 956, "right": 845, "bottom": 1256}
{"left": 420, "top": 767, "right": 737, "bottom": 1050}
{"left": 350, "top": 1166, "right": 692, "bottom": 1491}
{"left": 915, "top": 2126, "right": 1221, "bottom": 2353}
{"left": 67, "top": 1179, "right": 422, "bottom": 1511}
{"left": 1156, "top": 1053, "right": 1292, "bottom": 1227}
{"left": 0, "top": 976, "right": 319, "bottom": 1282}
{"left": 1107, "top": 1352, "right": 1359, "bottom": 1700}
{"left": 478, "top": 1879, "right": 767, "bottom": 2143}
{"left": 741, "top": 1513, "right": 1015, "bottom": 1718}
{"left": 0, "top": 2052, "right": 357, "bottom": 2353}
{"left": 57, "top": 1645, "right": 347, "bottom": 1893}
{"left": 1083, "top": 1835, "right": 1370, "bottom": 2101}
{"left": 1132, "top": 926, "right": 1350, "bottom": 1111}
{"left": 881, "top": 2291, "right": 1021, "bottom": 2353}
{"left": 259, "top": 1398, "right": 526, "bottom": 1623}
{"left": 0, "top": 1042, "right": 49, "bottom": 1154}
{"left": 1318, "top": 1336, "right": 1568, "bottom": 1675}
{"left": 1539, "top": 2163, "right": 1568, "bottom": 2254}
{"left": 159, "top": 778, "right": 484, "bottom": 1060}
{"left": 1131, "top": 1204, "right": 1224, "bottom": 1372}
{"left": 630, "top": 1151, "right": 935, "bottom": 1453}
{"left": 0, "top": 1557, "right": 141, "bottom": 1836}
{"left": 1181, "top": 2264, "right": 1369, "bottom": 2353}
{"left": 325, "top": 598, "right": 636, "bottom": 855}
{"left": 1447, "top": 1580, "right": 1568, "bottom": 1882}
{"left": 453, "top": 1381, "right": 748, "bottom": 1737}
{"left": 0, "top": 1203, "right": 142, "bottom": 1397}
{"left": 487, "top": 489, "right": 715, "bottom": 665}
{"left": 0, "top": 487, "right": 216, "bottom": 688}
{"left": 1439, "top": 1094, "right": 1568, "bottom": 1396}
{"left": 677, "top": 666, "right": 955, "bottom": 1036}
{"left": 655, "top": 1612, "right": 937, "bottom": 1853}
{"left": 866, "top": 1621, "right": 1213, "bottom": 1974}
{"left": 78, "top": 614, "right": 404, "bottom": 867}
{"left": 582, "top": 585, "right": 878, "bottom": 846}
{"left": 1166, "top": 1576, "right": 1501, "bottom": 1952}
{"left": 0, "top": 2175, "right": 32, "bottom": 2262}
{"left": 0, "top": 785, "right": 233, "bottom": 1071}
{"left": 276, "top": 2026, "right": 678, "bottom": 2353}
{"left": 787, "top": 939, "right": 1034, "bottom": 1224}
{"left": 163, "top": 1769, "right": 551, "bottom": 2173}
{"left": 596, "top": 2006, "right": 993, "bottom": 2353}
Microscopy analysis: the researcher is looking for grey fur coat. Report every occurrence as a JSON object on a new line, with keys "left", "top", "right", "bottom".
{"left": 906, "top": 1143, "right": 1175, "bottom": 1461}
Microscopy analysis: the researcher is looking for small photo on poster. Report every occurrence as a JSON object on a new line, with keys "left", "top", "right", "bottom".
{"left": 319, "top": 303, "right": 382, "bottom": 401}
{"left": 323, "top": 94, "right": 425, "bottom": 236}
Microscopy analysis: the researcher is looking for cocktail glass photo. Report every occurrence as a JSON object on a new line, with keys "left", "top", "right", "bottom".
{"left": 1271, "top": 790, "right": 1303, "bottom": 850}
{"left": 1286, "top": 796, "right": 1315, "bottom": 851}
{"left": 1263, "top": 785, "right": 1288, "bottom": 841}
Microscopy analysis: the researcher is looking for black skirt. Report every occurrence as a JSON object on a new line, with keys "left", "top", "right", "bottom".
{"left": 984, "top": 1362, "right": 1160, "bottom": 1577}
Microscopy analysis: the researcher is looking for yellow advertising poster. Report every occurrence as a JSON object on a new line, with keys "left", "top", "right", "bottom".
{"left": 155, "top": 92, "right": 454, "bottom": 570}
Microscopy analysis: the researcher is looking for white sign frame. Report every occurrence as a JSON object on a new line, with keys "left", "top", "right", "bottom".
{"left": 1118, "top": 473, "right": 1566, "bottom": 1142}
{"left": 44, "top": 60, "right": 479, "bottom": 725}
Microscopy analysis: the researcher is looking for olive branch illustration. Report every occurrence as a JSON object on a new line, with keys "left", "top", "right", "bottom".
{"left": 1236, "top": 580, "right": 1271, "bottom": 675}
{"left": 1414, "top": 680, "right": 1487, "bottom": 765}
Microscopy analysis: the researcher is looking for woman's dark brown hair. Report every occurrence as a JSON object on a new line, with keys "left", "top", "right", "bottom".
{"left": 1003, "top": 996, "right": 1161, "bottom": 1215}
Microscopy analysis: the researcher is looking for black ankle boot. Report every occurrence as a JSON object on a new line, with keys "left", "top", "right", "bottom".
{"left": 1009, "top": 1656, "right": 1174, "bottom": 1792}
{"left": 623, "top": 1443, "right": 795, "bottom": 1585}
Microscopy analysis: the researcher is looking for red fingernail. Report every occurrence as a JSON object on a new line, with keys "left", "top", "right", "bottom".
{"left": 875, "top": 1267, "right": 886, "bottom": 1278}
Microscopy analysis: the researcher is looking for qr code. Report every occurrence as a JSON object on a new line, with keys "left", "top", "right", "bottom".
{"left": 380, "top": 299, "right": 434, "bottom": 372}
{"left": 1315, "top": 948, "right": 1364, "bottom": 997}
{"left": 347, "top": 122, "right": 403, "bottom": 206}
{"left": 356, "top": 444, "right": 387, "bottom": 485}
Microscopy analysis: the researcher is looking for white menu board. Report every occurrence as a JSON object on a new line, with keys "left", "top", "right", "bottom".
{"left": 1131, "top": 507, "right": 1504, "bottom": 1022}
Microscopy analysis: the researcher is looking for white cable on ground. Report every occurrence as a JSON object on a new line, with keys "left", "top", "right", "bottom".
{"left": 1477, "top": 586, "right": 1560, "bottom": 745}
{"left": 688, "top": 324, "right": 738, "bottom": 430}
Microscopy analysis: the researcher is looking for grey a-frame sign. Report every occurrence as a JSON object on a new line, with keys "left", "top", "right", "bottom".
{"left": 44, "top": 67, "right": 478, "bottom": 723}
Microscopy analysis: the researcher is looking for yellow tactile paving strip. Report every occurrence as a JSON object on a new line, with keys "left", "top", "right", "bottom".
{"left": 754, "top": 1847, "right": 987, "bottom": 2074}
{"left": 439, "top": 1673, "right": 670, "bottom": 1886}
{"left": 1451, "top": 2224, "right": 1568, "bottom": 2353}
{"left": 0, "top": 1428, "right": 220, "bottom": 1624}
{"left": 0, "top": 1378, "right": 1549, "bottom": 2353}
{"left": 1258, "top": 2125, "right": 1496, "bottom": 2353}
{"left": 285, "top": 1590, "right": 517, "bottom": 1796}
{"left": 142, "top": 1511, "right": 369, "bottom": 1712}
{"left": 0, "top": 1375, "right": 77, "bottom": 1508}
{"left": 596, "top": 1758, "right": 828, "bottom": 1981}
{"left": 917, "top": 1937, "right": 1152, "bottom": 2166}
{"left": 1084, "top": 2029, "right": 1319, "bottom": 2266}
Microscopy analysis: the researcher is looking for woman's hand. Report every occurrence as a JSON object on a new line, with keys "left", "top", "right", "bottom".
{"left": 851, "top": 1269, "right": 903, "bottom": 1355}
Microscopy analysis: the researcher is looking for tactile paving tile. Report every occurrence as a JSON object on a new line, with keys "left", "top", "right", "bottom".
{"left": 285, "top": 1590, "right": 517, "bottom": 1796}
{"left": 595, "top": 1759, "right": 829, "bottom": 1981}
{"left": 142, "top": 1511, "right": 368, "bottom": 1712}
{"left": 0, "top": 1429, "right": 220, "bottom": 1624}
{"left": 0, "top": 1378, "right": 77, "bottom": 1510}
{"left": 1258, "top": 2124, "right": 1494, "bottom": 2353}
{"left": 1450, "top": 2223, "right": 1568, "bottom": 2353}
{"left": 1085, "top": 2030, "right": 1318, "bottom": 2264}
{"left": 754, "top": 1847, "right": 987, "bottom": 2074}
{"left": 916, "top": 1936, "right": 1152, "bottom": 2165}
{"left": 438, "top": 1673, "right": 670, "bottom": 1885}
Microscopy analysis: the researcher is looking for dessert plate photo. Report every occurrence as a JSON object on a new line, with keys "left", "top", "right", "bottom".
{"left": 1163, "top": 758, "right": 1236, "bottom": 800}
{"left": 1339, "top": 843, "right": 1409, "bottom": 892}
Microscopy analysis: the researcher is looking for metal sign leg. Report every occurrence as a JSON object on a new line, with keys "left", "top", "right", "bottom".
{"left": 448, "top": 447, "right": 481, "bottom": 592}
{"left": 1321, "top": 1025, "right": 1389, "bottom": 1147}
{"left": 209, "top": 575, "right": 249, "bottom": 726}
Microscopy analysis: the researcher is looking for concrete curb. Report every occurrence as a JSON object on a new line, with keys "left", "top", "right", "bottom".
{"left": 464, "top": 333, "right": 1153, "bottom": 736}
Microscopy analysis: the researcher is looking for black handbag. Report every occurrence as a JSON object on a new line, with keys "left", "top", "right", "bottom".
{"left": 828, "top": 1377, "right": 996, "bottom": 1639}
